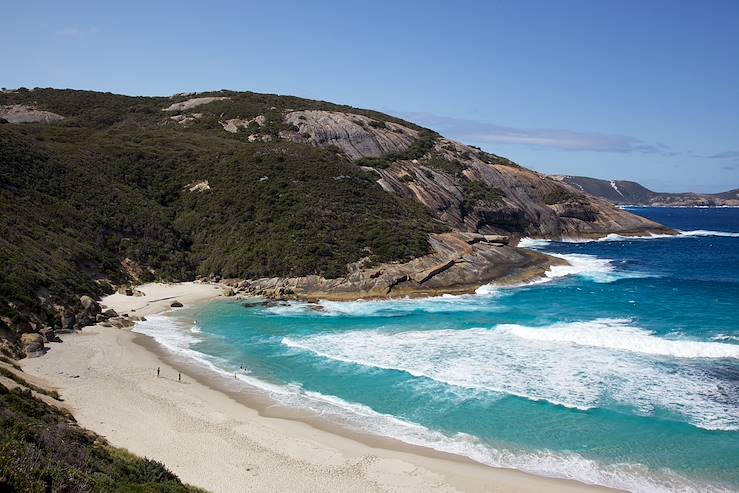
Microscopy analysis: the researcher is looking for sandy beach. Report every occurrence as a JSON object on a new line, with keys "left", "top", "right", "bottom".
{"left": 21, "top": 283, "right": 616, "bottom": 493}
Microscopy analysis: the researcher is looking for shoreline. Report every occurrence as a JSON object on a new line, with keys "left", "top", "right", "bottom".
{"left": 20, "top": 282, "right": 619, "bottom": 493}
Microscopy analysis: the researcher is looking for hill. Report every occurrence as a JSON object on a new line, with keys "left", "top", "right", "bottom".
{"left": 0, "top": 88, "right": 672, "bottom": 356}
{"left": 552, "top": 175, "right": 739, "bottom": 207}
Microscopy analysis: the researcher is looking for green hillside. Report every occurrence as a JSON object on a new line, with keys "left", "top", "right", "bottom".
{"left": 0, "top": 89, "right": 446, "bottom": 341}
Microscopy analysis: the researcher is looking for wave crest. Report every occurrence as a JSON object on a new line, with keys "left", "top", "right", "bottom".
{"left": 282, "top": 320, "right": 739, "bottom": 430}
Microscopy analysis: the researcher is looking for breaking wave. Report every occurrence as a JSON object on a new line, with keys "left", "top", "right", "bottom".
{"left": 282, "top": 320, "right": 739, "bottom": 431}
{"left": 135, "top": 315, "right": 735, "bottom": 492}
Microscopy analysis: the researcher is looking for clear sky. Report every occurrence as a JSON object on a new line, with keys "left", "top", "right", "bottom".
{"left": 3, "top": 0, "right": 738, "bottom": 192}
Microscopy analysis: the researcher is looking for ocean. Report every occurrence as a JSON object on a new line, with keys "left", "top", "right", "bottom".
{"left": 135, "top": 207, "right": 739, "bottom": 493}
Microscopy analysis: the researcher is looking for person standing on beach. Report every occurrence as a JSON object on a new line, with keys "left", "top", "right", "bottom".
{"left": 178, "top": 372, "right": 181, "bottom": 383}
{"left": 157, "top": 367, "right": 160, "bottom": 378}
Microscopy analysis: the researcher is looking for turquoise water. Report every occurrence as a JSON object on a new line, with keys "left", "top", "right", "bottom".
{"left": 136, "top": 208, "right": 739, "bottom": 492}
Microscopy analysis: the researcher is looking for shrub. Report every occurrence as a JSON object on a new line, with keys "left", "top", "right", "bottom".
{"left": 0, "top": 383, "right": 203, "bottom": 492}
{"left": 368, "top": 120, "right": 387, "bottom": 129}
{"left": 544, "top": 187, "right": 575, "bottom": 205}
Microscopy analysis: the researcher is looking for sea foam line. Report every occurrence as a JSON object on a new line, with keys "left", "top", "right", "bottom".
{"left": 282, "top": 320, "right": 739, "bottom": 431}
{"left": 265, "top": 292, "right": 500, "bottom": 317}
{"left": 134, "top": 315, "right": 732, "bottom": 493}
{"left": 519, "top": 229, "right": 739, "bottom": 248}
{"left": 293, "top": 389, "right": 730, "bottom": 493}
{"left": 500, "top": 319, "right": 739, "bottom": 359}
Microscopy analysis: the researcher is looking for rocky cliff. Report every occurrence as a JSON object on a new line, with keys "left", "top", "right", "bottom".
{"left": 280, "top": 110, "right": 672, "bottom": 240}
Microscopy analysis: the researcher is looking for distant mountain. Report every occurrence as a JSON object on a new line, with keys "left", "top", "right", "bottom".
{"left": 551, "top": 175, "right": 739, "bottom": 207}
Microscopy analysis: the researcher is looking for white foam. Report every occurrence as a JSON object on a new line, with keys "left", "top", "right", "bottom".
{"left": 566, "top": 230, "right": 739, "bottom": 243}
{"left": 545, "top": 253, "right": 615, "bottom": 282}
{"left": 265, "top": 294, "right": 498, "bottom": 318}
{"left": 279, "top": 388, "right": 729, "bottom": 493}
{"left": 133, "top": 316, "right": 292, "bottom": 397}
{"left": 712, "top": 334, "right": 739, "bottom": 343}
{"left": 134, "top": 315, "right": 735, "bottom": 492}
{"left": 678, "top": 229, "right": 739, "bottom": 238}
{"left": 517, "top": 237, "right": 551, "bottom": 249}
{"left": 282, "top": 321, "right": 739, "bottom": 431}
{"left": 535, "top": 253, "right": 648, "bottom": 285}
{"left": 502, "top": 319, "right": 739, "bottom": 359}
{"left": 476, "top": 252, "right": 636, "bottom": 293}
{"left": 521, "top": 230, "right": 739, "bottom": 247}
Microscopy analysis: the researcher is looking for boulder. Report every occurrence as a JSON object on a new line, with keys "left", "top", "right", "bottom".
{"left": 76, "top": 299, "right": 100, "bottom": 327}
{"left": 109, "top": 317, "right": 135, "bottom": 329}
{"left": 59, "top": 311, "right": 76, "bottom": 332}
{"left": 20, "top": 333, "right": 44, "bottom": 356}
{"left": 170, "top": 301, "right": 183, "bottom": 308}
{"left": 102, "top": 308, "right": 118, "bottom": 318}
{"left": 483, "top": 234, "right": 509, "bottom": 245}
{"left": 223, "top": 288, "right": 235, "bottom": 297}
{"left": 118, "top": 286, "right": 132, "bottom": 295}
{"left": 39, "top": 327, "right": 61, "bottom": 343}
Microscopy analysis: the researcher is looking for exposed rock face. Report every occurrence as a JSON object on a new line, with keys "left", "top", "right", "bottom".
{"left": 185, "top": 180, "right": 211, "bottom": 192}
{"left": 20, "top": 333, "right": 44, "bottom": 357}
{"left": 162, "top": 96, "right": 229, "bottom": 112}
{"left": 239, "top": 232, "right": 558, "bottom": 300}
{"left": 0, "top": 104, "right": 64, "bottom": 124}
{"left": 248, "top": 133, "right": 272, "bottom": 142}
{"left": 221, "top": 115, "right": 265, "bottom": 133}
{"left": 168, "top": 112, "right": 203, "bottom": 125}
{"left": 278, "top": 113, "right": 672, "bottom": 240}
{"left": 368, "top": 138, "right": 672, "bottom": 239}
{"left": 280, "top": 110, "right": 419, "bottom": 159}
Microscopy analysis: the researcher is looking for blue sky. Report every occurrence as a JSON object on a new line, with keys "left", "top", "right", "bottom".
{"left": 3, "top": 0, "right": 738, "bottom": 192}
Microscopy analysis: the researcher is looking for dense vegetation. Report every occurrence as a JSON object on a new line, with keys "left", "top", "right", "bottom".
{"left": 0, "top": 88, "right": 445, "bottom": 334}
{"left": 543, "top": 186, "right": 577, "bottom": 205}
{"left": 0, "top": 381, "right": 204, "bottom": 492}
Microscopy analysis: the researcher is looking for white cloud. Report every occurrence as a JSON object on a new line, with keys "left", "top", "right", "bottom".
{"left": 55, "top": 26, "right": 99, "bottom": 38}
{"left": 401, "top": 112, "right": 674, "bottom": 155}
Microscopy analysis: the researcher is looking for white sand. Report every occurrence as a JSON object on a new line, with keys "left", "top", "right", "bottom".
{"left": 21, "top": 283, "right": 615, "bottom": 493}
{"left": 100, "top": 281, "right": 225, "bottom": 317}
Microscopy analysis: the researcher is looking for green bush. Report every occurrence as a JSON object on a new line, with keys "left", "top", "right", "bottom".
{"left": 461, "top": 179, "right": 505, "bottom": 214}
{"left": 544, "top": 187, "right": 575, "bottom": 205}
{"left": 0, "top": 383, "right": 204, "bottom": 492}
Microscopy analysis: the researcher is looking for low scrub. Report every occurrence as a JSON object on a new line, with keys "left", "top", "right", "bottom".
{"left": 0, "top": 382, "right": 205, "bottom": 492}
